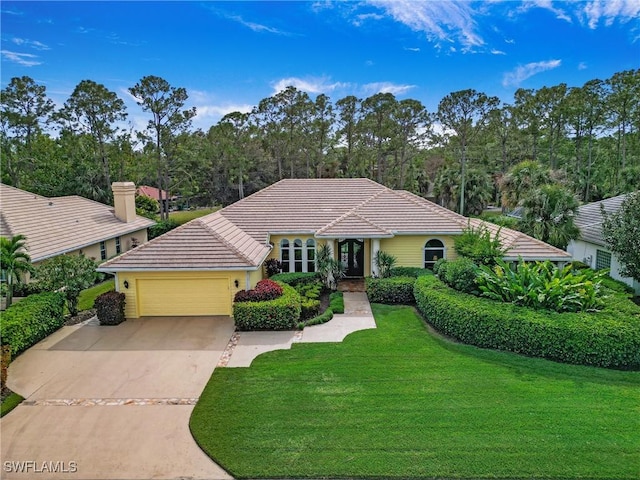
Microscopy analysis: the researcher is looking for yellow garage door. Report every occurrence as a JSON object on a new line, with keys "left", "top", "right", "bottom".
{"left": 137, "top": 278, "right": 231, "bottom": 316}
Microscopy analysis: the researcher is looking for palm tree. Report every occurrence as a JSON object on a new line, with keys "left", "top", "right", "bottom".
{"left": 1, "top": 234, "right": 33, "bottom": 308}
{"left": 519, "top": 185, "right": 579, "bottom": 249}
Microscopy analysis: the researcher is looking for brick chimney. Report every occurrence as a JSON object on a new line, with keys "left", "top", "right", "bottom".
{"left": 112, "top": 182, "right": 137, "bottom": 223}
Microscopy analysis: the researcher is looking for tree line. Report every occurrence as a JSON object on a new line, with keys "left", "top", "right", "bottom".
{"left": 1, "top": 70, "right": 638, "bottom": 222}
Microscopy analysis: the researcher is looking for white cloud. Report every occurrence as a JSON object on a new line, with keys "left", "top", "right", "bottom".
{"left": 502, "top": 59, "right": 562, "bottom": 87}
{"left": 364, "top": 0, "right": 484, "bottom": 51}
{"left": 583, "top": 0, "right": 640, "bottom": 28}
{"left": 404, "top": 47, "right": 421, "bottom": 52}
{"left": 362, "top": 82, "right": 416, "bottom": 95}
{"left": 353, "top": 12, "right": 385, "bottom": 26}
{"left": 12, "top": 37, "right": 50, "bottom": 50}
{"left": 1, "top": 50, "right": 42, "bottom": 67}
{"left": 519, "top": 0, "right": 573, "bottom": 23}
{"left": 196, "top": 104, "right": 254, "bottom": 118}
{"left": 578, "top": 62, "right": 588, "bottom": 70}
{"left": 491, "top": 49, "right": 507, "bottom": 55}
{"left": 271, "top": 77, "right": 349, "bottom": 95}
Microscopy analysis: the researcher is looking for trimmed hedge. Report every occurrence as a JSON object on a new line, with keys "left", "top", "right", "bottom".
{"left": 414, "top": 275, "right": 640, "bottom": 370}
{"left": 1, "top": 292, "right": 65, "bottom": 357}
{"left": 389, "top": 267, "right": 433, "bottom": 278}
{"left": 95, "top": 291, "right": 126, "bottom": 326}
{"left": 269, "top": 272, "right": 319, "bottom": 286}
{"left": 329, "top": 291, "right": 345, "bottom": 314}
{"left": 366, "top": 276, "right": 416, "bottom": 304}
{"left": 234, "top": 279, "right": 283, "bottom": 303}
{"left": 233, "top": 282, "right": 301, "bottom": 331}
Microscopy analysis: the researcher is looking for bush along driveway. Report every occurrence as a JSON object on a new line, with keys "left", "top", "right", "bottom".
{"left": 190, "top": 303, "right": 640, "bottom": 479}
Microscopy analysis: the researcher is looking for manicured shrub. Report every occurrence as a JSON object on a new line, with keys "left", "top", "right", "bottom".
{"left": 476, "top": 259, "right": 605, "bottom": 313}
{"left": 233, "top": 282, "right": 301, "bottom": 331}
{"left": 389, "top": 267, "right": 433, "bottom": 278}
{"left": 432, "top": 258, "right": 447, "bottom": 276}
{"left": 329, "top": 291, "right": 344, "bottom": 314}
{"left": 366, "top": 276, "right": 415, "bottom": 304}
{"left": 441, "top": 257, "right": 478, "bottom": 294}
{"left": 296, "top": 282, "right": 322, "bottom": 300}
{"left": 414, "top": 275, "right": 640, "bottom": 370}
{"left": 234, "top": 279, "right": 284, "bottom": 303}
{"left": 300, "top": 308, "right": 334, "bottom": 329}
{"left": 270, "top": 272, "right": 319, "bottom": 287}
{"left": 264, "top": 259, "right": 281, "bottom": 277}
{"left": 95, "top": 291, "right": 126, "bottom": 326}
{"left": 0, "top": 292, "right": 65, "bottom": 357}
{"left": 301, "top": 298, "right": 321, "bottom": 321}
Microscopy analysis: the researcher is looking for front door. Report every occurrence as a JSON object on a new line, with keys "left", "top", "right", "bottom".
{"left": 338, "top": 239, "right": 365, "bottom": 277}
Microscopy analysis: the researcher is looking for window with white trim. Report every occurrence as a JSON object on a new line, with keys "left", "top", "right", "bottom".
{"left": 279, "top": 238, "right": 317, "bottom": 273}
{"left": 100, "top": 241, "right": 107, "bottom": 260}
{"left": 595, "top": 250, "right": 611, "bottom": 271}
{"left": 115, "top": 237, "right": 121, "bottom": 254}
{"left": 424, "top": 239, "right": 445, "bottom": 269}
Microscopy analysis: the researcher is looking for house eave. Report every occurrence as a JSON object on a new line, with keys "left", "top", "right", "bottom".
{"left": 97, "top": 266, "right": 260, "bottom": 274}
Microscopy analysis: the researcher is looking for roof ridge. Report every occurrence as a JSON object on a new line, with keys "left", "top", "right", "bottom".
{"left": 318, "top": 188, "right": 387, "bottom": 233}
{"left": 395, "top": 190, "right": 469, "bottom": 226}
{"left": 198, "top": 213, "right": 258, "bottom": 266}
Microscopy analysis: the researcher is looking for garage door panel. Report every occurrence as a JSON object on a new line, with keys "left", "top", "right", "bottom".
{"left": 137, "top": 278, "right": 230, "bottom": 316}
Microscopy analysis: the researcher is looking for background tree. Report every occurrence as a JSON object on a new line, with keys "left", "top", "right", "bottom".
{"left": 55, "top": 80, "right": 127, "bottom": 201}
{"left": 0, "top": 76, "right": 55, "bottom": 187}
{"left": 34, "top": 255, "right": 97, "bottom": 316}
{"left": 436, "top": 89, "right": 499, "bottom": 214}
{"left": 0, "top": 234, "right": 33, "bottom": 308}
{"left": 129, "top": 75, "right": 196, "bottom": 220}
{"left": 519, "top": 184, "right": 579, "bottom": 249}
{"left": 602, "top": 192, "right": 640, "bottom": 282}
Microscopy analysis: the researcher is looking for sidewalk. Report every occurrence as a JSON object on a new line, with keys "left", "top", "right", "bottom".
{"left": 224, "top": 291, "right": 376, "bottom": 367}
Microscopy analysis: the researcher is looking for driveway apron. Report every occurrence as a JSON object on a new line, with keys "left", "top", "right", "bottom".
{"left": 1, "top": 316, "right": 235, "bottom": 480}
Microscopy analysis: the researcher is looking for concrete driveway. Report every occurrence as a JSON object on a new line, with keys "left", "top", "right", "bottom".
{"left": 1, "top": 317, "right": 235, "bottom": 480}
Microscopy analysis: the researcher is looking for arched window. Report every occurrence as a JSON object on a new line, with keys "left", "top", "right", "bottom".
{"left": 424, "top": 239, "right": 445, "bottom": 269}
{"left": 280, "top": 239, "right": 290, "bottom": 272}
{"left": 293, "top": 239, "right": 303, "bottom": 272}
{"left": 306, "top": 239, "right": 316, "bottom": 272}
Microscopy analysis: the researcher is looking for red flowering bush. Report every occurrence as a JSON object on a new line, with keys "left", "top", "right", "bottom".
{"left": 234, "top": 279, "right": 284, "bottom": 303}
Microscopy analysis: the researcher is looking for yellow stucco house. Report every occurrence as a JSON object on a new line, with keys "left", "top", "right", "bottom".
{"left": 98, "top": 178, "right": 571, "bottom": 319}
{"left": 0, "top": 182, "right": 155, "bottom": 270}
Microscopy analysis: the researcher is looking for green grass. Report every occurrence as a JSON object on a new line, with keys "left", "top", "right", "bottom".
{"left": 1, "top": 392, "right": 24, "bottom": 417}
{"left": 77, "top": 279, "right": 115, "bottom": 312}
{"left": 169, "top": 207, "right": 219, "bottom": 225}
{"left": 191, "top": 304, "right": 640, "bottom": 479}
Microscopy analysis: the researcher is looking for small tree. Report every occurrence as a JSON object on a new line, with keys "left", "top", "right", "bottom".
{"left": 374, "top": 250, "right": 397, "bottom": 278}
{"left": 602, "top": 192, "right": 640, "bottom": 282}
{"left": 454, "top": 223, "right": 507, "bottom": 266}
{"left": 0, "top": 234, "right": 33, "bottom": 308}
{"left": 316, "top": 243, "right": 345, "bottom": 290}
{"left": 135, "top": 194, "right": 159, "bottom": 219}
{"left": 34, "top": 255, "right": 97, "bottom": 316}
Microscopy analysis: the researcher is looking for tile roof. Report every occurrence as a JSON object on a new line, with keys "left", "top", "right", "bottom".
{"left": 0, "top": 183, "right": 155, "bottom": 262}
{"left": 99, "top": 178, "right": 570, "bottom": 271}
{"left": 98, "top": 212, "right": 270, "bottom": 271}
{"left": 573, "top": 193, "right": 635, "bottom": 247}
{"left": 136, "top": 185, "right": 177, "bottom": 201}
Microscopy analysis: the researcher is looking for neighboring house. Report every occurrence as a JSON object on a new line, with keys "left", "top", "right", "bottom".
{"left": 99, "top": 178, "right": 570, "bottom": 319}
{"left": 0, "top": 182, "right": 155, "bottom": 270}
{"left": 136, "top": 185, "right": 177, "bottom": 212}
{"left": 567, "top": 193, "right": 640, "bottom": 293}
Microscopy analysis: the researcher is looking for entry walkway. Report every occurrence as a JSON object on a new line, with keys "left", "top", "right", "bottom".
{"left": 225, "top": 291, "right": 376, "bottom": 367}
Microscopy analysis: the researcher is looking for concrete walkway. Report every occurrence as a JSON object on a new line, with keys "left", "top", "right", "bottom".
{"left": 226, "top": 292, "right": 376, "bottom": 367}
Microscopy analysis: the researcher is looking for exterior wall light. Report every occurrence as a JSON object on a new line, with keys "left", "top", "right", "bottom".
{"left": 123, "top": 280, "right": 129, "bottom": 289}
{"left": 234, "top": 279, "right": 239, "bottom": 288}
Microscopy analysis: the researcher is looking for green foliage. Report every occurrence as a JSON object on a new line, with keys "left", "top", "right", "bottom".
{"left": 329, "top": 291, "right": 344, "bottom": 314}
{"left": 478, "top": 213, "right": 520, "bottom": 229}
{"left": 366, "top": 276, "right": 415, "bottom": 304}
{"left": 33, "top": 255, "right": 97, "bottom": 316}
{"left": 135, "top": 194, "right": 158, "bottom": 219}
{"left": 437, "top": 258, "right": 479, "bottom": 294}
{"left": 315, "top": 243, "right": 345, "bottom": 290}
{"left": 95, "top": 291, "right": 126, "bottom": 326}
{"left": 432, "top": 258, "right": 447, "bottom": 275}
{"left": 389, "top": 267, "right": 433, "bottom": 278}
{"left": 300, "top": 298, "right": 321, "bottom": 321}
{"left": 454, "top": 222, "right": 507, "bottom": 266}
{"left": 77, "top": 279, "right": 115, "bottom": 312}
{"left": 0, "top": 234, "right": 33, "bottom": 308}
{"left": 300, "top": 308, "right": 333, "bottom": 329}
{"left": 415, "top": 275, "right": 640, "bottom": 369}
{"left": 264, "top": 258, "right": 281, "bottom": 277}
{"left": 1, "top": 392, "right": 24, "bottom": 418}
{"left": 233, "top": 282, "right": 301, "bottom": 331}
{"left": 1, "top": 292, "right": 65, "bottom": 356}
{"left": 476, "top": 259, "right": 605, "bottom": 313}
{"left": 270, "top": 271, "right": 319, "bottom": 286}
{"left": 148, "top": 218, "right": 180, "bottom": 239}
{"left": 602, "top": 192, "right": 640, "bottom": 282}
{"left": 374, "top": 250, "right": 397, "bottom": 278}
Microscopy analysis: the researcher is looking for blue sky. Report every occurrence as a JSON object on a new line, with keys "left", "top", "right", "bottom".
{"left": 2, "top": 1, "right": 639, "bottom": 131}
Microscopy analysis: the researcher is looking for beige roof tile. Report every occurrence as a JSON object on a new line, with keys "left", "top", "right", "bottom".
{"left": 0, "top": 184, "right": 155, "bottom": 262}
{"left": 98, "top": 178, "right": 570, "bottom": 271}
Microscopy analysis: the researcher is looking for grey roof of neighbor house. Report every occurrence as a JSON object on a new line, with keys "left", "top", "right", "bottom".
{"left": 573, "top": 193, "right": 635, "bottom": 247}
{"left": 0, "top": 183, "right": 155, "bottom": 263}
{"left": 99, "top": 178, "right": 571, "bottom": 271}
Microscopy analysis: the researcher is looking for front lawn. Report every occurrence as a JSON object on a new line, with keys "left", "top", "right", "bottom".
{"left": 76, "top": 278, "right": 115, "bottom": 312}
{"left": 191, "top": 304, "right": 640, "bottom": 479}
